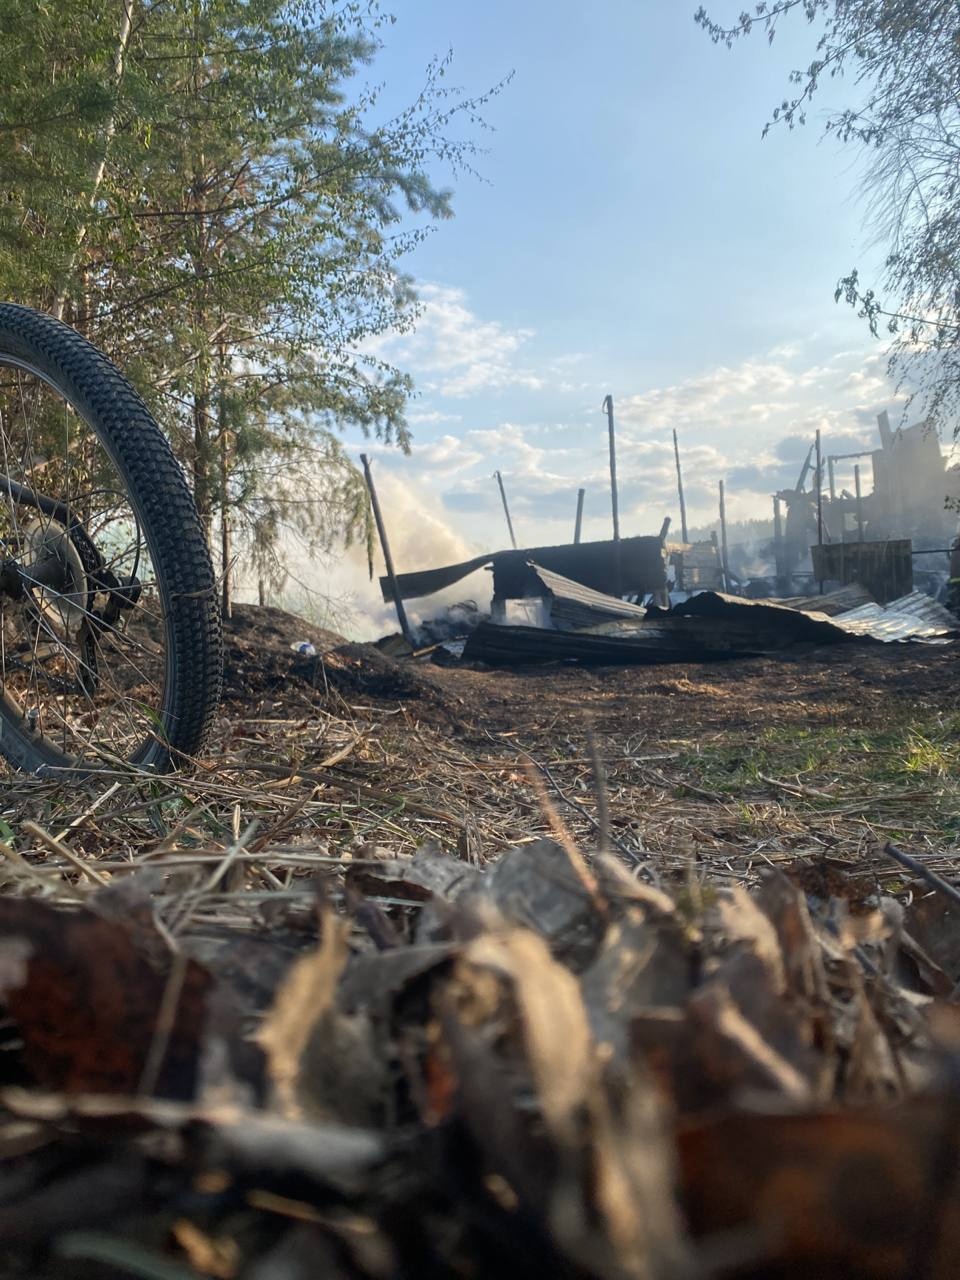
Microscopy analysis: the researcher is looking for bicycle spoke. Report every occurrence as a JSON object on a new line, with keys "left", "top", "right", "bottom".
{"left": 0, "top": 361, "right": 171, "bottom": 763}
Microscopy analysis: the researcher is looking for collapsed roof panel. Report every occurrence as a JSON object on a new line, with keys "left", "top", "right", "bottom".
{"left": 527, "top": 562, "right": 649, "bottom": 630}
{"left": 831, "top": 591, "right": 959, "bottom": 642}
{"left": 379, "top": 536, "right": 667, "bottom": 603}
{"left": 377, "top": 552, "right": 494, "bottom": 603}
{"left": 490, "top": 537, "right": 666, "bottom": 600}
{"left": 777, "top": 584, "right": 874, "bottom": 615}
{"left": 461, "top": 587, "right": 959, "bottom": 666}
{"left": 673, "top": 590, "right": 959, "bottom": 643}
{"left": 462, "top": 620, "right": 750, "bottom": 666}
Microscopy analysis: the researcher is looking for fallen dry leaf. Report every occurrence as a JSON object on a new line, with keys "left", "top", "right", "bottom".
{"left": 0, "top": 898, "right": 211, "bottom": 1098}
{"left": 679, "top": 1099, "right": 960, "bottom": 1278}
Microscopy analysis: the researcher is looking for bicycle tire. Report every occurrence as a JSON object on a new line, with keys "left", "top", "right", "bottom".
{"left": 0, "top": 303, "right": 222, "bottom": 774}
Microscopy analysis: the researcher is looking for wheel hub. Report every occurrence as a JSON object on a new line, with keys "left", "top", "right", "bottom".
{"left": 17, "top": 515, "right": 89, "bottom": 638}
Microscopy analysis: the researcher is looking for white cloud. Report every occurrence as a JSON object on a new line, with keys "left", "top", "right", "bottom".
{"left": 367, "top": 284, "right": 531, "bottom": 395}
{"left": 368, "top": 283, "right": 548, "bottom": 398}
{"left": 411, "top": 434, "right": 484, "bottom": 474}
{"left": 616, "top": 358, "right": 835, "bottom": 431}
{"left": 407, "top": 409, "right": 463, "bottom": 425}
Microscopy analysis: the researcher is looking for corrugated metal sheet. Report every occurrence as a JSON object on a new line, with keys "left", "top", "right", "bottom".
{"left": 676, "top": 589, "right": 958, "bottom": 643}
{"left": 831, "top": 591, "right": 959, "bottom": 642}
{"left": 490, "top": 537, "right": 666, "bottom": 600}
{"left": 378, "top": 552, "right": 493, "bottom": 603}
{"left": 380, "top": 536, "right": 667, "bottom": 603}
{"left": 461, "top": 583, "right": 959, "bottom": 668}
{"left": 668, "top": 592, "right": 854, "bottom": 645}
{"left": 462, "top": 619, "right": 757, "bottom": 666}
{"left": 528, "top": 562, "right": 648, "bottom": 630}
{"left": 776, "top": 584, "right": 874, "bottom": 616}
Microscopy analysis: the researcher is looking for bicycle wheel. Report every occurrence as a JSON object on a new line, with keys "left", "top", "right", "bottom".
{"left": 0, "top": 304, "right": 222, "bottom": 774}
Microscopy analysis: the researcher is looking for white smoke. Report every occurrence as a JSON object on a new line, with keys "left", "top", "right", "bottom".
{"left": 234, "top": 469, "right": 490, "bottom": 641}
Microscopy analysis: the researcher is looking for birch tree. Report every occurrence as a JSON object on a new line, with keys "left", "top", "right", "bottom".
{"left": 696, "top": 1, "right": 960, "bottom": 431}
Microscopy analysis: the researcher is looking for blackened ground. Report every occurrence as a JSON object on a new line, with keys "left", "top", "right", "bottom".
{"left": 222, "top": 603, "right": 345, "bottom": 698}
{"left": 221, "top": 602, "right": 960, "bottom": 741}
{"left": 222, "top": 603, "right": 462, "bottom": 724}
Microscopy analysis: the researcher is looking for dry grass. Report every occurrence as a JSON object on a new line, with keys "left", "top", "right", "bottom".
{"left": 1, "top": 662, "right": 957, "bottom": 935}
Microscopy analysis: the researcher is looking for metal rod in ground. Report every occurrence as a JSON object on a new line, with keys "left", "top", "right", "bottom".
{"left": 602, "top": 395, "right": 620, "bottom": 542}
{"left": 494, "top": 469, "right": 518, "bottom": 549}
{"left": 882, "top": 842, "right": 960, "bottom": 911}
{"left": 574, "top": 487, "right": 585, "bottom": 544}
{"left": 815, "top": 427, "right": 824, "bottom": 594}
{"left": 854, "top": 464, "right": 865, "bottom": 543}
{"left": 360, "top": 453, "right": 414, "bottom": 647}
{"left": 773, "top": 493, "right": 785, "bottom": 591}
{"left": 586, "top": 726, "right": 610, "bottom": 855}
{"left": 718, "top": 479, "right": 731, "bottom": 592}
{"left": 672, "top": 428, "right": 688, "bottom": 543}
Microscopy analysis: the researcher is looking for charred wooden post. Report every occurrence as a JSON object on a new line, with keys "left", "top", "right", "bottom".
{"left": 494, "top": 470, "right": 518, "bottom": 549}
{"left": 710, "top": 530, "right": 725, "bottom": 592}
{"left": 718, "top": 480, "right": 731, "bottom": 593}
{"left": 574, "top": 488, "right": 585, "bottom": 544}
{"left": 602, "top": 395, "right": 620, "bottom": 542}
{"left": 854, "top": 464, "right": 865, "bottom": 543}
{"left": 877, "top": 408, "right": 893, "bottom": 449}
{"left": 815, "top": 429, "right": 824, "bottom": 594}
{"left": 673, "top": 428, "right": 688, "bottom": 543}
{"left": 656, "top": 516, "right": 672, "bottom": 605}
{"left": 602, "top": 395, "right": 622, "bottom": 595}
{"left": 773, "top": 494, "right": 785, "bottom": 591}
{"left": 360, "top": 453, "right": 414, "bottom": 647}
{"left": 828, "top": 455, "right": 837, "bottom": 502}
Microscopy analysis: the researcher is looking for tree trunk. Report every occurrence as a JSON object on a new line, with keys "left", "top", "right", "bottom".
{"left": 220, "top": 497, "right": 232, "bottom": 618}
{"left": 192, "top": 384, "right": 212, "bottom": 536}
{"left": 218, "top": 355, "right": 232, "bottom": 620}
{"left": 53, "top": 0, "right": 136, "bottom": 320}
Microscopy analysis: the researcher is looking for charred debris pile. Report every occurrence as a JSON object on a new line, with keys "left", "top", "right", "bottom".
{"left": 5, "top": 834, "right": 960, "bottom": 1278}
{"left": 375, "top": 549, "right": 958, "bottom": 668}
{"left": 364, "top": 403, "right": 960, "bottom": 668}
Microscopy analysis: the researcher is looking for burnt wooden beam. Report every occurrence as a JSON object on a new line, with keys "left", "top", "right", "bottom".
{"left": 494, "top": 470, "right": 518, "bottom": 549}
{"left": 602, "top": 395, "right": 620, "bottom": 542}
{"left": 673, "top": 428, "right": 688, "bottom": 543}
{"left": 360, "top": 453, "right": 414, "bottom": 647}
{"left": 718, "top": 480, "right": 731, "bottom": 593}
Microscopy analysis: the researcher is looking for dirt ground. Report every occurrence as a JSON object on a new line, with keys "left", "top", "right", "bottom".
{"left": 2, "top": 604, "right": 960, "bottom": 1279}
{"left": 2, "top": 598, "right": 956, "bottom": 909}
{"left": 223, "top": 601, "right": 960, "bottom": 738}
{"left": 210, "top": 603, "right": 960, "bottom": 886}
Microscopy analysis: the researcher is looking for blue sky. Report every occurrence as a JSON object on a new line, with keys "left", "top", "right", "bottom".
{"left": 304, "top": 2, "right": 944, "bottom": 630}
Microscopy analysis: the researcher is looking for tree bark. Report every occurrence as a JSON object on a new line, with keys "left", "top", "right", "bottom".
{"left": 218, "top": 344, "right": 232, "bottom": 619}
{"left": 52, "top": 0, "right": 136, "bottom": 321}
{"left": 192, "top": 384, "right": 212, "bottom": 535}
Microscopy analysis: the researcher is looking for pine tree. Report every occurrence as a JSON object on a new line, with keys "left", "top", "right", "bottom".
{"left": 0, "top": 0, "right": 505, "bottom": 608}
